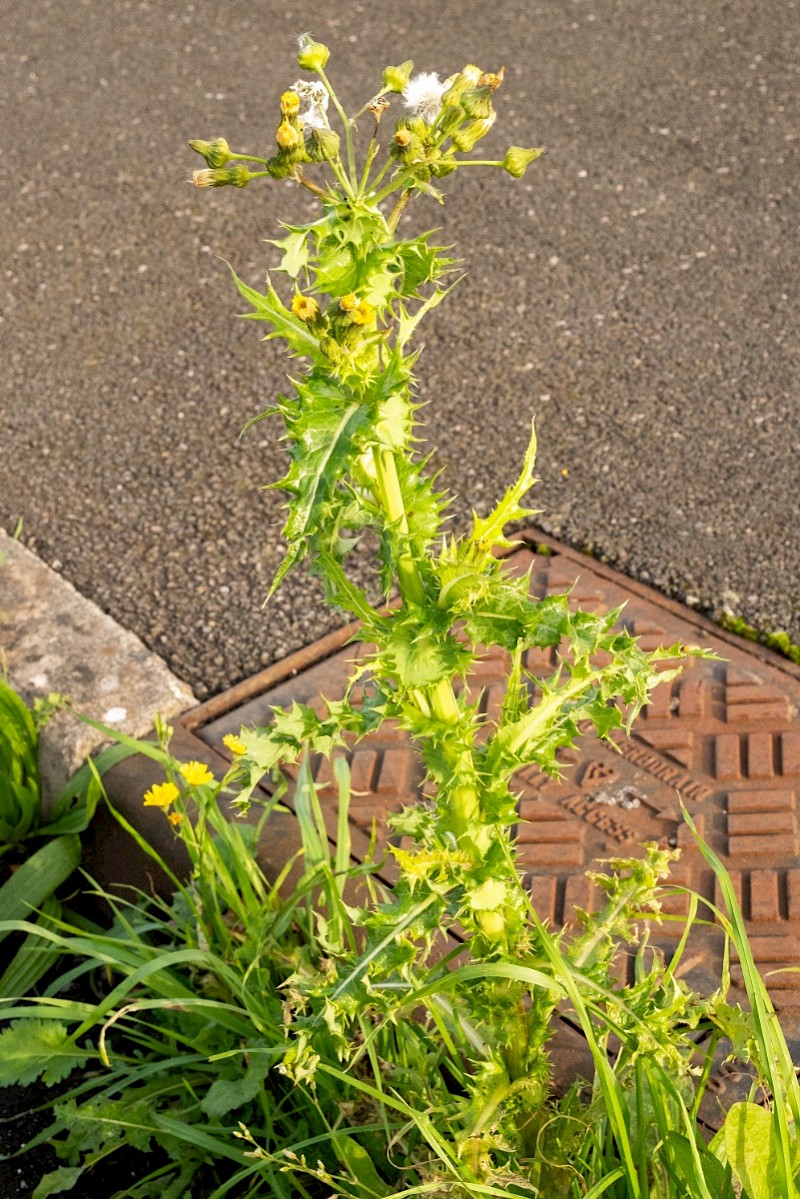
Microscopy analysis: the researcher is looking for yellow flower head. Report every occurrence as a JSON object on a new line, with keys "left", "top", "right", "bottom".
{"left": 291, "top": 293, "right": 320, "bottom": 323}
{"left": 276, "top": 119, "right": 301, "bottom": 150}
{"left": 168, "top": 811, "right": 184, "bottom": 827}
{"left": 339, "top": 293, "right": 359, "bottom": 312}
{"left": 349, "top": 299, "right": 375, "bottom": 326}
{"left": 222, "top": 733, "right": 247, "bottom": 757}
{"left": 280, "top": 90, "right": 301, "bottom": 117}
{"left": 179, "top": 760, "right": 215, "bottom": 787}
{"left": 143, "top": 781, "right": 179, "bottom": 809}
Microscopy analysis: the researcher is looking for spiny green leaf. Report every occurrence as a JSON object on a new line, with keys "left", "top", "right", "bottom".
{"left": 359, "top": 246, "right": 404, "bottom": 310}
{"left": 268, "top": 223, "right": 310, "bottom": 279}
{"left": 469, "top": 419, "right": 540, "bottom": 558}
{"left": 268, "top": 374, "right": 366, "bottom": 595}
{"left": 396, "top": 231, "right": 457, "bottom": 296}
{"left": 396, "top": 280, "right": 459, "bottom": 349}
{"left": 375, "top": 620, "right": 471, "bottom": 690}
{"left": 229, "top": 266, "right": 326, "bottom": 364}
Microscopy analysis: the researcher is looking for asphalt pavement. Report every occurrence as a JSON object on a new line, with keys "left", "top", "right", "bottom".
{"left": 1, "top": 0, "right": 798, "bottom": 698}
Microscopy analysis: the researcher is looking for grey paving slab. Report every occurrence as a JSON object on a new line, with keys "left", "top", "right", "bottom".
{"left": 1, "top": 0, "right": 798, "bottom": 698}
{"left": 0, "top": 531, "right": 195, "bottom": 797}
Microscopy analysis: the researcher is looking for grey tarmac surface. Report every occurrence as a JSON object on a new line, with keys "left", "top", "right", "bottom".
{"left": 1, "top": 0, "right": 798, "bottom": 699}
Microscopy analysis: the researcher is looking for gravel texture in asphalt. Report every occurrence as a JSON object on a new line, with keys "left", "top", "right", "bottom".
{"left": 2, "top": 0, "right": 798, "bottom": 698}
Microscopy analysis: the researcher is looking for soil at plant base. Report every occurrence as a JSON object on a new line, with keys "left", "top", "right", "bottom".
{"left": 0, "top": 1077, "right": 169, "bottom": 1197}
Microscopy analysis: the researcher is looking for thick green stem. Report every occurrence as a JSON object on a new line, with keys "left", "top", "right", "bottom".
{"left": 370, "top": 445, "right": 480, "bottom": 842}
{"left": 372, "top": 446, "right": 425, "bottom": 606}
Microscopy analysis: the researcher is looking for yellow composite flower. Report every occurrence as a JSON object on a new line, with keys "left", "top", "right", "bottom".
{"left": 143, "top": 781, "right": 180, "bottom": 809}
{"left": 222, "top": 733, "right": 247, "bottom": 756}
{"left": 168, "top": 811, "right": 184, "bottom": 827}
{"left": 349, "top": 299, "right": 375, "bottom": 325}
{"left": 179, "top": 760, "right": 215, "bottom": 787}
{"left": 291, "top": 293, "right": 319, "bottom": 322}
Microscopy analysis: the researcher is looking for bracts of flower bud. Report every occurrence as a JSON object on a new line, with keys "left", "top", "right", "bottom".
{"left": 296, "top": 34, "right": 331, "bottom": 72}
{"left": 304, "top": 126, "right": 341, "bottom": 163}
{"left": 192, "top": 165, "right": 252, "bottom": 188}
{"left": 188, "top": 137, "right": 233, "bottom": 168}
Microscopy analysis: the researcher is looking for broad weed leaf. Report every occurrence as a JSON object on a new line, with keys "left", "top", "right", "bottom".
{"left": 201, "top": 1052, "right": 273, "bottom": 1118}
{"left": 719, "top": 1101, "right": 798, "bottom": 1199}
{"left": 32, "top": 1165, "right": 85, "bottom": 1199}
{"left": 0, "top": 1019, "right": 89, "bottom": 1086}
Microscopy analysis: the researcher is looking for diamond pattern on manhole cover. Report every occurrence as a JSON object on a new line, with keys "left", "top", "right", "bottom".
{"left": 193, "top": 533, "right": 800, "bottom": 1025}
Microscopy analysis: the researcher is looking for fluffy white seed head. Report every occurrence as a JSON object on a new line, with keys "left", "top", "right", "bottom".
{"left": 402, "top": 71, "right": 447, "bottom": 123}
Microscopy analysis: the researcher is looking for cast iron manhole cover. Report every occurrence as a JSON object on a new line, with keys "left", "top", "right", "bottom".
{"left": 187, "top": 531, "right": 800, "bottom": 1026}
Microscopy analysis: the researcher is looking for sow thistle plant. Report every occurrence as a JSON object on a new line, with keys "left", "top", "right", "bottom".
{"left": 3, "top": 37, "right": 800, "bottom": 1199}
{"left": 184, "top": 41, "right": 800, "bottom": 1197}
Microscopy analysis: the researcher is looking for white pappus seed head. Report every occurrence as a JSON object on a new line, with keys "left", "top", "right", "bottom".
{"left": 402, "top": 71, "right": 447, "bottom": 124}
{"left": 291, "top": 78, "right": 330, "bottom": 129}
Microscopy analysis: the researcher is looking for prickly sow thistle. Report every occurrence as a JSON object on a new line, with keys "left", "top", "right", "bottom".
{"left": 187, "top": 39, "right": 699, "bottom": 1172}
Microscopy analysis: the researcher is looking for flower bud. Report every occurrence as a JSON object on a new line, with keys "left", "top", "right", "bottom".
{"left": 477, "top": 909, "right": 506, "bottom": 942}
{"left": 391, "top": 128, "right": 425, "bottom": 163}
{"left": 265, "top": 153, "right": 297, "bottom": 179}
{"left": 192, "top": 165, "right": 251, "bottom": 188}
{"left": 280, "top": 90, "right": 301, "bottom": 117}
{"left": 451, "top": 112, "right": 496, "bottom": 152}
{"left": 304, "top": 125, "right": 341, "bottom": 162}
{"left": 436, "top": 106, "right": 464, "bottom": 138}
{"left": 297, "top": 35, "right": 330, "bottom": 72}
{"left": 501, "top": 146, "right": 544, "bottom": 178}
{"left": 460, "top": 87, "right": 494, "bottom": 120}
{"left": 276, "top": 119, "right": 302, "bottom": 150}
{"left": 321, "top": 335, "right": 345, "bottom": 365}
{"left": 441, "top": 64, "right": 482, "bottom": 106}
{"left": 291, "top": 293, "right": 320, "bottom": 322}
{"left": 382, "top": 60, "right": 414, "bottom": 93}
{"left": 431, "top": 154, "right": 457, "bottom": 178}
{"left": 188, "top": 137, "right": 233, "bottom": 168}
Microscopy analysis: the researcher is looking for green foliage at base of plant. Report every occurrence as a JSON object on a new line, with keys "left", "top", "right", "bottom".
{"left": 2, "top": 756, "right": 799, "bottom": 1198}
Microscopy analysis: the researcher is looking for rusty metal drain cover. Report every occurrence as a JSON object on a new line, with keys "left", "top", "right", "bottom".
{"left": 186, "top": 530, "right": 800, "bottom": 1024}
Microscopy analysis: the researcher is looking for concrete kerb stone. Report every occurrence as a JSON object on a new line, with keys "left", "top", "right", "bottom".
{"left": 0, "top": 530, "right": 196, "bottom": 800}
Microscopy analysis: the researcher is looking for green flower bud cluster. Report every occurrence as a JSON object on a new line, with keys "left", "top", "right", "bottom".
{"left": 267, "top": 88, "right": 315, "bottom": 178}
{"left": 187, "top": 43, "right": 543, "bottom": 217}
{"left": 395, "top": 63, "right": 508, "bottom": 178}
